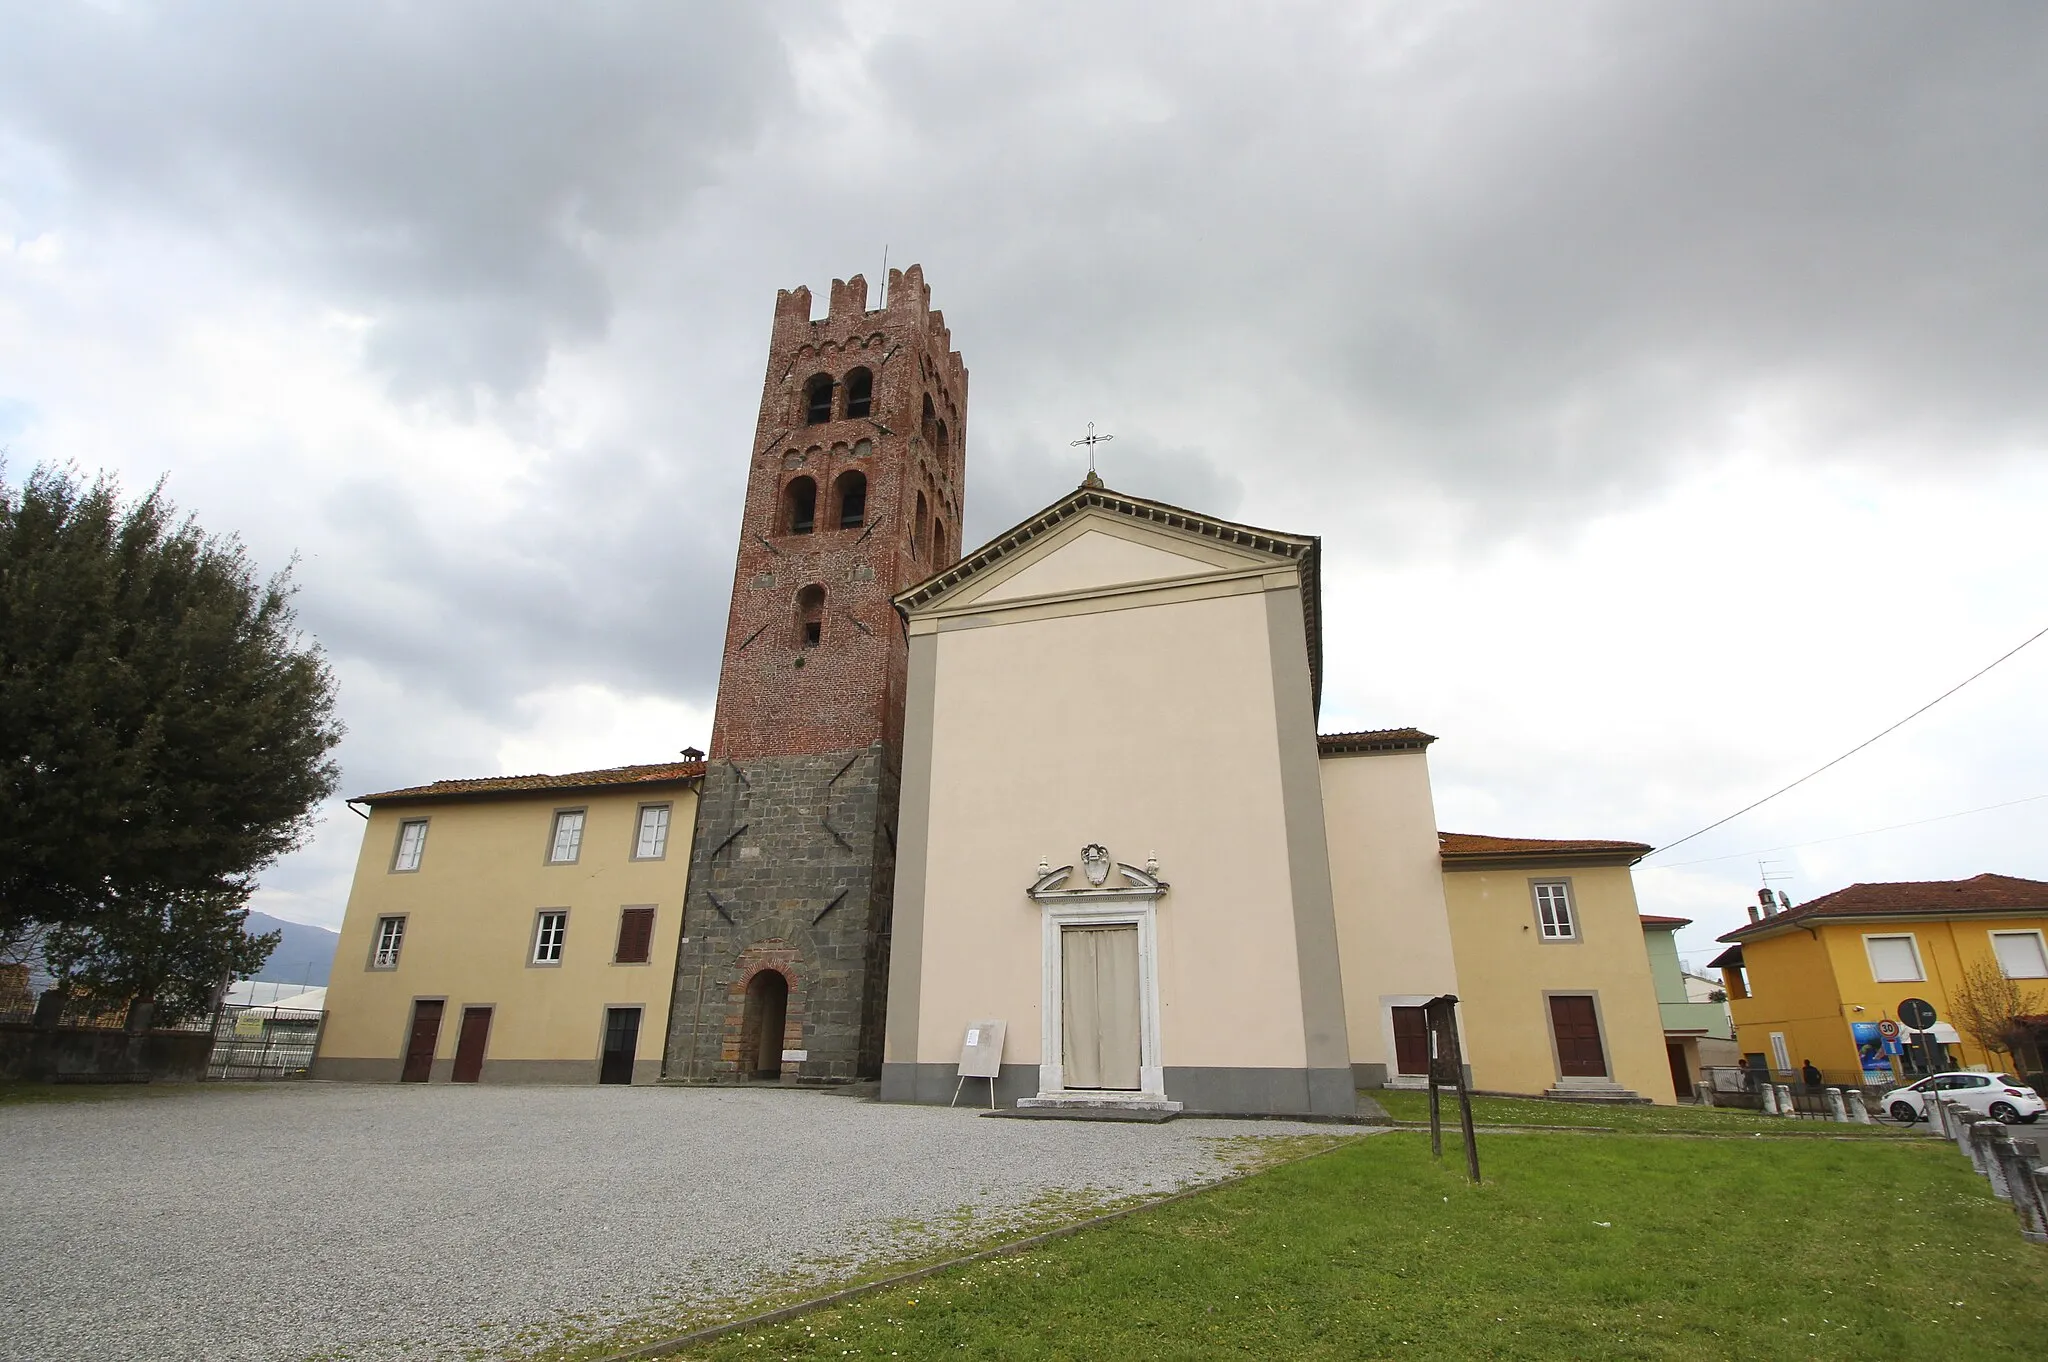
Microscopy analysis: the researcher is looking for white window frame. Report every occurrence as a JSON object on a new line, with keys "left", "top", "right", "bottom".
{"left": 1531, "top": 879, "right": 1578, "bottom": 942}
{"left": 391, "top": 818, "right": 428, "bottom": 873}
{"left": 548, "top": 809, "right": 586, "bottom": 865}
{"left": 632, "top": 803, "right": 672, "bottom": 861}
{"left": 1769, "top": 1031, "right": 1791, "bottom": 1075}
{"left": 1989, "top": 929, "right": 2048, "bottom": 980}
{"left": 370, "top": 915, "right": 406, "bottom": 970}
{"left": 532, "top": 910, "right": 568, "bottom": 966}
{"left": 1863, "top": 932, "right": 1926, "bottom": 983}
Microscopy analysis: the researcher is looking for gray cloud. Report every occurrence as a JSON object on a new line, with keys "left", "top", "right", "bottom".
{"left": 5, "top": 1, "right": 2047, "bottom": 932}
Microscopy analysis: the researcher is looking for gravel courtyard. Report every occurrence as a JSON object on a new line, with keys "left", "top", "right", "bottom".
{"left": 1, "top": 1082, "right": 1361, "bottom": 1361}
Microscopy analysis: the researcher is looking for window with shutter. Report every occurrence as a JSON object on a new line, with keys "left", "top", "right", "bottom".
{"left": 1992, "top": 930, "right": 2048, "bottom": 979}
{"left": 1864, "top": 934, "right": 1924, "bottom": 983}
{"left": 614, "top": 907, "right": 656, "bottom": 965}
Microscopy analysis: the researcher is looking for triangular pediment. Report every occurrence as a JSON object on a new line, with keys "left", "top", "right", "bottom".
{"left": 901, "top": 486, "right": 1312, "bottom": 614}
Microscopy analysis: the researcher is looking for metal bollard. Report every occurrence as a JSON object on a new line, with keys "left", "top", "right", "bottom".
{"left": 1774, "top": 1084, "right": 1795, "bottom": 1118}
{"left": 1845, "top": 1089, "right": 1871, "bottom": 1124}
{"left": 1825, "top": 1087, "right": 1848, "bottom": 1122}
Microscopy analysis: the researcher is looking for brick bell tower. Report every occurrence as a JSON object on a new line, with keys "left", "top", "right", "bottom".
{"left": 663, "top": 266, "right": 967, "bottom": 1083}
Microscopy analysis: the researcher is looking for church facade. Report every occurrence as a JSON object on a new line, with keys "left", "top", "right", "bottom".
{"left": 314, "top": 268, "right": 1675, "bottom": 1109}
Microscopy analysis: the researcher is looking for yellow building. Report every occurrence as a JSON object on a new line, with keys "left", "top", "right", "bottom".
{"left": 1713, "top": 874, "right": 2048, "bottom": 1085}
{"left": 312, "top": 762, "right": 702, "bottom": 1085}
{"left": 1438, "top": 833, "right": 1675, "bottom": 1103}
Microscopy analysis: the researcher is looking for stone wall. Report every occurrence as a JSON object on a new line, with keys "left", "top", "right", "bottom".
{"left": 0, "top": 1023, "right": 212, "bottom": 1082}
{"left": 662, "top": 747, "right": 899, "bottom": 1083}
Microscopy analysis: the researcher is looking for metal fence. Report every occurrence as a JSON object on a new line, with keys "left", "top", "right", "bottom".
{"left": 206, "top": 1005, "right": 325, "bottom": 1080}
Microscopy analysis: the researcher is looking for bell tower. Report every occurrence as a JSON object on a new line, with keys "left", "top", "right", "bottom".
{"left": 663, "top": 266, "right": 968, "bottom": 1083}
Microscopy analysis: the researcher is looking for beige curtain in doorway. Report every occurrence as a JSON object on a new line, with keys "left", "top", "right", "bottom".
{"left": 1061, "top": 924, "right": 1142, "bottom": 1090}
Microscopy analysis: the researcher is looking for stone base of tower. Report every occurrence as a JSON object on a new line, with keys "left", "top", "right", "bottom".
{"left": 661, "top": 747, "right": 898, "bottom": 1084}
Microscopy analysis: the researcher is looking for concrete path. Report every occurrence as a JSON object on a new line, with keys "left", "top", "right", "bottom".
{"left": 0, "top": 1083, "right": 1359, "bottom": 1361}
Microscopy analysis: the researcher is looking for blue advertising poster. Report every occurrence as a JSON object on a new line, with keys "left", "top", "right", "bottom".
{"left": 1851, "top": 1022, "right": 1894, "bottom": 1081}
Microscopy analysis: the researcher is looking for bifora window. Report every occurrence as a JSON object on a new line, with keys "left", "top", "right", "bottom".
{"left": 843, "top": 368, "right": 873, "bottom": 419}
{"left": 1864, "top": 933, "right": 1925, "bottom": 983}
{"left": 549, "top": 810, "right": 586, "bottom": 864}
{"left": 1991, "top": 930, "right": 2048, "bottom": 979}
{"left": 634, "top": 804, "right": 671, "bottom": 860}
{"left": 533, "top": 911, "right": 568, "bottom": 965}
{"left": 392, "top": 818, "right": 428, "bottom": 872}
{"left": 372, "top": 916, "right": 406, "bottom": 969}
{"left": 1532, "top": 881, "right": 1576, "bottom": 940}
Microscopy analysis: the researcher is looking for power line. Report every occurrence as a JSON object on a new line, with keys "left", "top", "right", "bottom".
{"left": 1640, "top": 791, "right": 2048, "bottom": 870}
{"left": 1645, "top": 621, "right": 2048, "bottom": 858}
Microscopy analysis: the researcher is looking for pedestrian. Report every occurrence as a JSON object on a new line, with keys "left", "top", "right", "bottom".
{"left": 1802, "top": 1058, "right": 1823, "bottom": 1091}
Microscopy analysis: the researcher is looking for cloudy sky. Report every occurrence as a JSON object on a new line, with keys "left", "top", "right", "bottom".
{"left": 4, "top": 1, "right": 2045, "bottom": 975}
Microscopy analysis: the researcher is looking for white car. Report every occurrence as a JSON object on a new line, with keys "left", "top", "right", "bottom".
{"left": 1881, "top": 1072, "right": 2045, "bottom": 1125}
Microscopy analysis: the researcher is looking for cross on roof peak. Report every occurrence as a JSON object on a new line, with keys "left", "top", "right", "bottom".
{"left": 1070, "top": 422, "right": 1113, "bottom": 488}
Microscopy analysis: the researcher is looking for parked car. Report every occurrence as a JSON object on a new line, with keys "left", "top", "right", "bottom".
{"left": 1881, "top": 1072, "right": 2046, "bottom": 1125}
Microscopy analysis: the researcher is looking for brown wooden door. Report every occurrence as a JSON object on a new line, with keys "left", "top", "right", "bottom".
{"left": 401, "top": 1000, "right": 443, "bottom": 1083}
{"left": 1665, "top": 1041, "right": 1693, "bottom": 1098}
{"left": 1549, "top": 995, "right": 1607, "bottom": 1078}
{"left": 1391, "top": 1006, "right": 1430, "bottom": 1076}
{"left": 452, "top": 1006, "right": 492, "bottom": 1083}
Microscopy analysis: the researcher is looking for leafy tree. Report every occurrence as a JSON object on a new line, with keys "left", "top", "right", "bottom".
{"left": 0, "top": 462, "right": 341, "bottom": 1003}
{"left": 1948, "top": 958, "right": 2048, "bottom": 1064}
{"left": 44, "top": 886, "right": 280, "bottom": 1025}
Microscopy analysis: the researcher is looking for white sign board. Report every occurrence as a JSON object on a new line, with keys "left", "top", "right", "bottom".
{"left": 957, "top": 1019, "right": 1006, "bottom": 1079}
{"left": 781, "top": 1049, "right": 808, "bottom": 1062}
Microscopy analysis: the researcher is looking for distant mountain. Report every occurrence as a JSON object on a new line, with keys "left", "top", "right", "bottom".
{"left": 244, "top": 911, "right": 339, "bottom": 988}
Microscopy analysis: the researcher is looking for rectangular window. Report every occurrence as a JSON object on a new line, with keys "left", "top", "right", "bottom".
{"left": 392, "top": 819, "right": 428, "bottom": 872}
{"left": 615, "top": 906, "right": 656, "bottom": 965}
{"left": 1769, "top": 1031, "right": 1791, "bottom": 1074}
{"left": 1532, "top": 881, "right": 1576, "bottom": 940}
{"left": 1991, "top": 930, "right": 2048, "bottom": 979}
{"left": 371, "top": 916, "right": 406, "bottom": 969}
{"left": 533, "top": 910, "right": 568, "bottom": 965}
{"left": 1864, "top": 934, "right": 1925, "bottom": 983}
{"left": 634, "top": 804, "right": 671, "bottom": 860}
{"left": 548, "top": 810, "right": 585, "bottom": 864}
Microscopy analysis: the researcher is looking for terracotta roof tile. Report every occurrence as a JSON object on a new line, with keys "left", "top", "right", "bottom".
{"left": 1438, "top": 831, "right": 1653, "bottom": 861}
{"left": 1719, "top": 873, "right": 2048, "bottom": 941}
{"left": 354, "top": 760, "right": 706, "bottom": 805}
{"left": 1639, "top": 914, "right": 1693, "bottom": 928}
{"left": 1318, "top": 728, "right": 1436, "bottom": 754}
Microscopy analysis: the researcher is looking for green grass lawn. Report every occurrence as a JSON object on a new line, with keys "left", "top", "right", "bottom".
{"left": 1372, "top": 1088, "right": 1916, "bottom": 1137}
{"left": 678, "top": 1132, "right": 2046, "bottom": 1361}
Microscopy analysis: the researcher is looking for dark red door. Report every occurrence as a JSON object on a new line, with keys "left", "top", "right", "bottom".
{"left": 1549, "top": 995, "right": 1607, "bottom": 1078}
{"left": 401, "top": 1000, "right": 443, "bottom": 1083}
{"left": 1392, "top": 1006, "right": 1430, "bottom": 1076}
{"left": 452, "top": 1006, "right": 492, "bottom": 1083}
{"left": 1665, "top": 1042, "right": 1693, "bottom": 1098}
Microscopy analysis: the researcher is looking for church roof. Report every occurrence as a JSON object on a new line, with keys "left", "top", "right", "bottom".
{"left": 896, "top": 483, "right": 1323, "bottom": 710}
{"left": 1438, "top": 831, "right": 1653, "bottom": 868}
{"left": 353, "top": 760, "right": 706, "bottom": 807}
{"left": 1717, "top": 872, "right": 2048, "bottom": 942}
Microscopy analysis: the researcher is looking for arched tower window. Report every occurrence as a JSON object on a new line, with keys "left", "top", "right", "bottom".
{"left": 795, "top": 585, "right": 825, "bottom": 649}
{"left": 844, "top": 368, "right": 873, "bottom": 420}
{"left": 784, "top": 476, "right": 817, "bottom": 534}
{"left": 834, "top": 470, "right": 867, "bottom": 529}
{"left": 934, "top": 419, "right": 949, "bottom": 465}
{"left": 804, "top": 374, "right": 834, "bottom": 425}
{"left": 921, "top": 394, "right": 937, "bottom": 447}
{"left": 913, "top": 490, "right": 929, "bottom": 557}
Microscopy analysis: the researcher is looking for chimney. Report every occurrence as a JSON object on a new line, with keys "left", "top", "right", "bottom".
{"left": 1747, "top": 902, "right": 1761, "bottom": 924}
{"left": 1757, "top": 888, "right": 1776, "bottom": 916}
